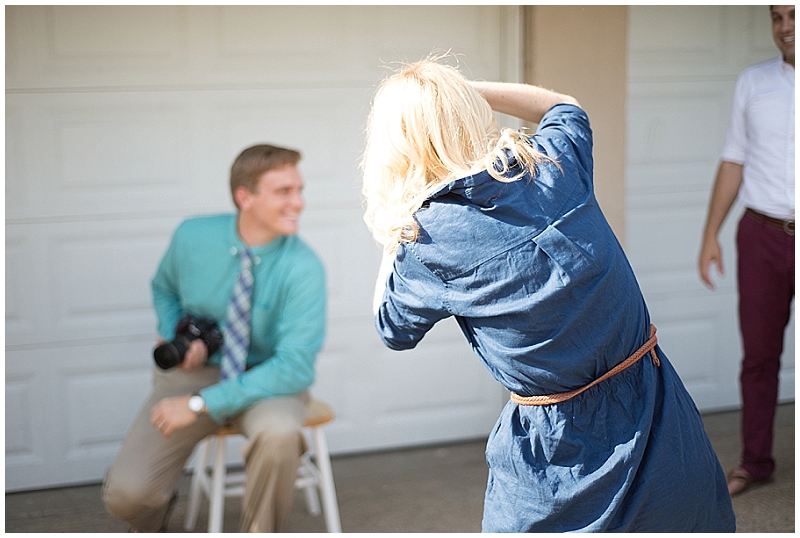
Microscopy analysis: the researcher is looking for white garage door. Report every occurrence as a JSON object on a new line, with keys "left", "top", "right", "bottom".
{"left": 6, "top": 5, "right": 520, "bottom": 491}
{"left": 626, "top": 6, "right": 795, "bottom": 410}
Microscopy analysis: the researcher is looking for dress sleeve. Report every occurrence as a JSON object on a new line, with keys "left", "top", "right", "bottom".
{"left": 535, "top": 103, "right": 594, "bottom": 180}
{"left": 375, "top": 244, "right": 451, "bottom": 350}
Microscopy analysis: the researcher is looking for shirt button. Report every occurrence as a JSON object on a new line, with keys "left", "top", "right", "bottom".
{"left": 230, "top": 246, "right": 238, "bottom": 256}
{"left": 253, "top": 256, "right": 261, "bottom": 265}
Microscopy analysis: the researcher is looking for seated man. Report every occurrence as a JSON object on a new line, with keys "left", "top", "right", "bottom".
{"left": 103, "top": 144, "right": 327, "bottom": 532}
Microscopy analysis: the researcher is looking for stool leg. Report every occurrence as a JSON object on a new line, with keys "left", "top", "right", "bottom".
{"left": 209, "top": 437, "right": 227, "bottom": 533}
{"left": 184, "top": 438, "right": 212, "bottom": 531}
{"left": 312, "top": 426, "right": 341, "bottom": 533}
{"left": 299, "top": 451, "right": 322, "bottom": 516}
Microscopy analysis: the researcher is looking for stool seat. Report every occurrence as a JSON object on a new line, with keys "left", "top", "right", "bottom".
{"left": 211, "top": 399, "right": 334, "bottom": 437}
{"left": 304, "top": 398, "right": 335, "bottom": 427}
{"left": 211, "top": 425, "right": 238, "bottom": 437}
{"left": 184, "top": 399, "right": 341, "bottom": 533}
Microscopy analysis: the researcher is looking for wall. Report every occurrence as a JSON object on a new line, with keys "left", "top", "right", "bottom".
{"left": 524, "top": 5, "right": 628, "bottom": 243}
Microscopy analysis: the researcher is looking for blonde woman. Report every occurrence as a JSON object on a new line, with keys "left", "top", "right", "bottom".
{"left": 362, "top": 57, "right": 735, "bottom": 532}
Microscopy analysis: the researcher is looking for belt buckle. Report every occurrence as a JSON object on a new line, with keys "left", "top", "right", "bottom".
{"left": 783, "top": 219, "right": 795, "bottom": 236}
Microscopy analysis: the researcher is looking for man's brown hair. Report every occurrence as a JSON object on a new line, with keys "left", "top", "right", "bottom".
{"left": 230, "top": 144, "right": 301, "bottom": 208}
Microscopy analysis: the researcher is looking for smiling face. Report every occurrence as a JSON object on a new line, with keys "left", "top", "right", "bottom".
{"left": 236, "top": 164, "right": 305, "bottom": 246}
{"left": 771, "top": 5, "right": 795, "bottom": 66}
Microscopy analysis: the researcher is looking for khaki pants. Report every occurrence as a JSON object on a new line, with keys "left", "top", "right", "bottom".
{"left": 102, "top": 366, "right": 308, "bottom": 532}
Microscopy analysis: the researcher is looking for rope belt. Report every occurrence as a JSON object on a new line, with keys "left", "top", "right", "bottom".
{"left": 510, "top": 324, "right": 659, "bottom": 406}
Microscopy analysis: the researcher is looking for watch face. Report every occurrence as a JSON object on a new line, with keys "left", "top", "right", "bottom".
{"left": 189, "top": 395, "right": 204, "bottom": 413}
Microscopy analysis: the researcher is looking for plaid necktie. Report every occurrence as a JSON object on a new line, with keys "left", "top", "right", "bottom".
{"left": 220, "top": 249, "right": 254, "bottom": 380}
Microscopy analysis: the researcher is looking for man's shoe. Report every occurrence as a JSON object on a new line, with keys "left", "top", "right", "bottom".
{"left": 727, "top": 467, "right": 770, "bottom": 496}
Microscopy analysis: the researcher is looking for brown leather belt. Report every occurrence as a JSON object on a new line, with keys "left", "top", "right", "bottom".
{"left": 745, "top": 208, "right": 795, "bottom": 236}
{"left": 511, "top": 325, "right": 659, "bottom": 406}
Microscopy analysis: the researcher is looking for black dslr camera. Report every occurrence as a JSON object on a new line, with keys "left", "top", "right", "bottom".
{"left": 153, "top": 314, "right": 223, "bottom": 370}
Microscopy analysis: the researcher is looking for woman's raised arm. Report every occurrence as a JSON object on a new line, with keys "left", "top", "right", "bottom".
{"left": 469, "top": 81, "right": 579, "bottom": 125}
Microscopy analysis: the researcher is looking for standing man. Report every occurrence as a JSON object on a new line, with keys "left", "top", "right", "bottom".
{"left": 698, "top": 5, "right": 794, "bottom": 496}
{"left": 103, "top": 144, "right": 327, "bottom": 531}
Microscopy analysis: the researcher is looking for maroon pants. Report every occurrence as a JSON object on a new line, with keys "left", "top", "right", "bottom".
{"left": 736, "top": 210, "right": 795, "bottom": 481}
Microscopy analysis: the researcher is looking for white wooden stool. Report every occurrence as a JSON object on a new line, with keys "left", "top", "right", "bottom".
{"left": 184, "top": 399, "right": 342, "bottom": 533}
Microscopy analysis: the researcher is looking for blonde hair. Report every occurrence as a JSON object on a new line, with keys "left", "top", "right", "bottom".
{"left": 361, "top": 56, "right": 551, "bottom": 252}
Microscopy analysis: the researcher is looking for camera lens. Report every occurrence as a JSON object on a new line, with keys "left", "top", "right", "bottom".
{"left": 153, "top": 335, "right": 191, "bottom": 369}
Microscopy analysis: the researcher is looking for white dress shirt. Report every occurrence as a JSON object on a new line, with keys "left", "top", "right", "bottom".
{"left": 720, "top": 56, "right": 795, "bottom": 219}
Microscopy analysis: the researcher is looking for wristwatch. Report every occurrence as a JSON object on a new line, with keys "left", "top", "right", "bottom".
{"left": 188, "top": 394, "right": 206, "bottom": 415}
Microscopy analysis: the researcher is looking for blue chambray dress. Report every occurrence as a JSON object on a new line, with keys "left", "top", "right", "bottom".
{"left": 374, "top": 104, "right": 735, "bottom": 532}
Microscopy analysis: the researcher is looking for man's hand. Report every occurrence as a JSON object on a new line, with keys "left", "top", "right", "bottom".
{"left": 698, "top": 160, "right": 742, "bottom": 290}
{"left": 155, "top": 337, "right": 208, "bottom": 372}
{"left": 698, "top": 235, "right": 724, "bottom": 290}
{"left": 178, "top": 339, "right": 209, "bottom": 372}
{"left": 151, "top": 394, "right": 198, "bottom": 437}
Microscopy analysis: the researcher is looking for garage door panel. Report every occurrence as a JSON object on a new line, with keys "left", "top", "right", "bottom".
{"left": 629, "top": 6, "right": 724, "bottom": 67}
{"left": 627, "top": 84, "right": 730, "bottom": 166}
{"left": 629, "top": 6, "right": 775, "bottom": 79}
{"left": 355, "top": 319, "right": 500, "bottom": 451}
{"left": 52, "top": 104, "right": 190, "bottom": 192}
{"left": 6, "top": 6, "right": 189, "bottom": 90}
{"left": 659, "top": 320, "right": 717, "bottom": 386}
{"left": 63, "top": 367, "right": 152, "bottom": 461}
{"left": 5, "top": 373, "right": 40, "bottom": 461}
{"left": 644, "top": 291, "right": 794, "bottom": 411}
{"left": 201, "top": 88, "right": 369, "bottom": 212}
{"left": 627, "top": 162, "right": 720, "bottom": 196}
{"left": 310, "top": 317, "right": 383, "bottom": 451}
{"left": 7, "top": 92, "right": 197, "bottom": 220}
{"left": 642, "top": 291, "right": 741, "bottom": 410}
{"left": 9, "top": 219, "right": 179, "bottom": 347}
{"left": 216, "top": 6, "right": 345, "bottom": 56}
{"left": 742, "top": 7, "right": 785, "bottom": 60}
{"left": 48, "top": 6, "right": 185, "bottom": 61}
{"left": 381, "top": 346, "right": 491, "bottom": 415}
{"left": 47, "top": 223, "right": 167, "bottom": 342}
{"left": 368, "top": 5, "right": 502, "bottom": 71}
{"left": 6, "top": 352, "right": 61, "bottom": 490}
{"left": 302, "top": 210, "right": 377, "bottom": 319}
{"left": 628, "top": 195, "right": 741, "bottom": 296}
{"left": 627, "top": 199, "right": 707, "bottom": 273}
{"left": 8, "top": 6, "right": 510, "bottom": 91}
{"left": 6, "top": 229, "right": 47, "bottom": 346}
{"left": 6, "top": 343, "right": 154, "bottom": 491}
{"left": 5, "top": 101, "right": 27, "bottom": 218}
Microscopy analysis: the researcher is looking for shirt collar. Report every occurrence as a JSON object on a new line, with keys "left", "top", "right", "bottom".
{"left": 226, "top": 215, "right": 287, "bottom": 264}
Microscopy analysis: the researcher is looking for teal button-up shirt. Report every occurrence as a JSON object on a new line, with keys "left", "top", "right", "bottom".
{"left": 151, "top": 214, "right": 326, "bottom": 422}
